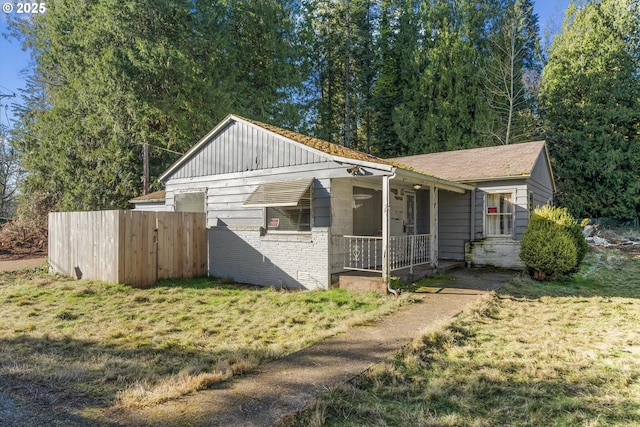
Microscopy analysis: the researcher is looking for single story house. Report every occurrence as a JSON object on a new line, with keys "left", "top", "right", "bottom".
{"left": 130, "top": 114, "right": 554, "bottom": 290}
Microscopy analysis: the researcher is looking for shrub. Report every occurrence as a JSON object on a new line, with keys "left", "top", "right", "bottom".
{"left": 532, "top": 205, "right": 588, "bottom": 265}
{"left": 520, "top": 207, "right": 582, "bottom": 280}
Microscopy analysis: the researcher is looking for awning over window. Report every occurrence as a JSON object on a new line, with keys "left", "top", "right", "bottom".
{"left": 243, "top": 179, "right": 313, "bottom": 207}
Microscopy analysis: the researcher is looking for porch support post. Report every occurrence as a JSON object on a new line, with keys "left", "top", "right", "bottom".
{"left": 429, "top": 186, "right": 438, "bottom": 268}
{"left": 382, "top": 174, "right": 391, "bottom": 284}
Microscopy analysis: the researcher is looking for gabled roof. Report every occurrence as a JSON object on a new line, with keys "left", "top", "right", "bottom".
{"left": 159, "top": 114, "right": 414, "bottom": 182}
{"left": 392, "top": 141, "right": 552, "bottom": 184}
{"left": 240, "top": 116, "right": 412, "bottom": 170}
{"left": 158, "top": 114, "right": 474, "bottom": 193}
{"left": 129, "top": 190, "right": 166, "bottom": 203}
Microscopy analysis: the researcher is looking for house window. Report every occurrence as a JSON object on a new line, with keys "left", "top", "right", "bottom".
{"left": 244, "top": 179, "right": 313, "bottom": 233}
{"left": 175, "top": 192, "right": 205, "bottom": 213}
{"left": 485, "top": 193, "right": 513, "bottom": 236}
{"left": 266, "top": 190, "right": 311, "bottom": 232}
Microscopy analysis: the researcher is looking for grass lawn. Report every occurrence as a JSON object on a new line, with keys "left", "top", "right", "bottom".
{"left": 0, "top": 268, "right": 409, "bottom": 415}
{"left": 287, "top": 249, "right": 640, "bottom": 426}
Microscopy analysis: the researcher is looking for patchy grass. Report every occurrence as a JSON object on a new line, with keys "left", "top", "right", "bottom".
{"left": 0, "top": 271, "right": 409, "bottom": 416}
{"left": 287, "top": 250, "right": 640, "bottom": 426}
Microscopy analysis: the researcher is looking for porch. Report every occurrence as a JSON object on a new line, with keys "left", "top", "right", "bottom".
{"left": 337, "top": 260, "right": 465, "bottom": 294}
{"left": 337, "top": 234, "right": 454, "bottom": 293}
{"left": 342, "top": 234, "right": 435, "bottom": 274}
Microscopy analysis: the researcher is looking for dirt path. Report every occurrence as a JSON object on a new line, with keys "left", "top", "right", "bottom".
{"left": 0, "top": 257, "right": 47, "bottom": 271}
{"left": 111, "top": 268, "right": 513, "bottom": 427}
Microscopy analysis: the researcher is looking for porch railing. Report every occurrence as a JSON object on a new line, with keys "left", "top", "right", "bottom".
{"left": 343, "top": 234, "right": 432, "bottom": 272}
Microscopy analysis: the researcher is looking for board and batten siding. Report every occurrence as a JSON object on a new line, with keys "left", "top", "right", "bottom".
{"left": 165, "top": 121, "right": 331, "bottom": 180}
{"left": 438, "top": 190, "right": 471, "bottom": 260}
{"left": 527, "top": 151, "right": 554, "bottom": 209}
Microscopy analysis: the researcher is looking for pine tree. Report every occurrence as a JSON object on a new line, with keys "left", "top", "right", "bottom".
{"left": 540, "top": 0, "right": 640, "bottom": 220}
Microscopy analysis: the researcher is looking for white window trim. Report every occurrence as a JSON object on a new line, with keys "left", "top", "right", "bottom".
{"left": 263, "top": 186, "right": 313, "bottom": 235}
{"left": 174, "top": 190, "right": 206, "bottom": 213}
{"left": 484, "top": 191, "right": 515, "bottom": 238}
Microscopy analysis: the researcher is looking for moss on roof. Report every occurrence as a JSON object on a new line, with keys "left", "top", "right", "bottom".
{"left": 239, "top": 116, "right": 413, "bottom": 171}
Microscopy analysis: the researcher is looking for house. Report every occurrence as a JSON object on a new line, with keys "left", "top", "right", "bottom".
{"left": 129, "top": 190, "right": 167, "bottom": 211}
{"left": 393, "top": 141, "right": 555, "bottom": 268}
{"left": 133, "top": 114, "right": 554, "bottom": 290}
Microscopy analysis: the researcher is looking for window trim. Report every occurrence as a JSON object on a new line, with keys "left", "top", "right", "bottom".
{"left": 174, "top": 190, "right": 206, "bottom": 213}
{"left": 484, "top": 191, "right": 515, "bottom": 238}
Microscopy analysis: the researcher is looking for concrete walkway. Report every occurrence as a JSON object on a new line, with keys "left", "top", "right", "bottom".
{"left": 115, "top": 268, "right": 513, "bottom": 427}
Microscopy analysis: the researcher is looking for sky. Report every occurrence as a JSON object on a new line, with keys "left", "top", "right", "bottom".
{"left": 0, "top": 0, "right": 571, "bottom": 131}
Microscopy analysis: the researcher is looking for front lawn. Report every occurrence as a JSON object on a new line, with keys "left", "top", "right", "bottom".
{"left": 0, "top": 269, "right": 408, "bottom": 415}
{"left": 287, "top": 249, "right": 640, "bottom": 426}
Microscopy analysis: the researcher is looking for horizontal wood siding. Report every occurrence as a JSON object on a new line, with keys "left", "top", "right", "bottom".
{"left": 438, "top": 190, "right": 471, "bottom": 260}
{"left": 168, "top": 121, "right": 330, "bottom": 180}
{"left": 166, "top": 168, "right": 336, "bottom": 228}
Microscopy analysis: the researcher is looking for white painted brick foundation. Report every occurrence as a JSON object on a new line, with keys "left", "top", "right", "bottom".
{"left": 465, "top": 239, "right": 525, "bottom": 269}
{"left": 209, "top": 227, "right": 330, "bottom": 289}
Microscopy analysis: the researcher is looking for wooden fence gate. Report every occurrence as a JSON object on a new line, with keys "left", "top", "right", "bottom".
{"left": 49, "top": 210, "right": 207, "bottom": 287}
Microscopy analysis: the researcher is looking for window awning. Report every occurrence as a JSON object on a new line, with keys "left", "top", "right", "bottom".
{"left": 243, "top": 179, "right": 313, "bottom": 207}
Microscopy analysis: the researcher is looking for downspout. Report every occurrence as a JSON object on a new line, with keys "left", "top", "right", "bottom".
{"left": 382, "top": 172, "right": 399, "bottom": 296}
{"left": 469, "top": 188, "right": 476, "bottom": 268}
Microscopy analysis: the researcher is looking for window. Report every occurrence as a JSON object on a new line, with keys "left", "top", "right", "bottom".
{"left": 244, "top": 179, "right": 313, "bottom": 233}
{"left": 266, "top": 189, "right": 311, "bottom": 232}
{"left": 485, "top": 193, "right": 513, "bottom": 236}
{"left": 175, "top": 192, "right": 205, "bottom": 213}
{"left": 528, "top": 191, "right": 535, "bottom": 217}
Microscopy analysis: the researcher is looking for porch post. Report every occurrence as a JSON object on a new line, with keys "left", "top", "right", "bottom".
{"left": 430, "top": 186, "right": 438, "bottom": 268}
{"left": 382, "top": 175, "right": 391, "bottom": 284}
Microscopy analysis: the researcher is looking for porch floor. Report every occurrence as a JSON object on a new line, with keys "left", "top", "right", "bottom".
{"left": 337, "top": 260, "right": 465, "bottom": 294}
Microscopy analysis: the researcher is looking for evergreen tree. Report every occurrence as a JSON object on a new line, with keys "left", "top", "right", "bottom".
{"left": 540, "top": 0, "right": 640, "bottom": 220}
{"left": 9, "top": 0, "right": 307, "bottom": 210}
{"left": 371, "top": 0, "right": 420, "bottom": 157}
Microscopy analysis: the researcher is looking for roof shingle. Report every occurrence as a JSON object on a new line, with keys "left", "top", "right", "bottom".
{"left": 391, "top": 141, "right": 547, "bottom": 182}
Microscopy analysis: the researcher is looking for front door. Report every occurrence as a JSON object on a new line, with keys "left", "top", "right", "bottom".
{"left": 405, "top": 193, "right": 416, "bottom": 235}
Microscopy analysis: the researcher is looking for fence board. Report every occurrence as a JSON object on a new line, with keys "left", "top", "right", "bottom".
{"left": 49, "top": 210, "right": 206, "bottom": 287}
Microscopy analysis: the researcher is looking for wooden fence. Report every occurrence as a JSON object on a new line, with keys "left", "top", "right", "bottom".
{"left": 49, "top": 210, "right": 207, "bottom": 287}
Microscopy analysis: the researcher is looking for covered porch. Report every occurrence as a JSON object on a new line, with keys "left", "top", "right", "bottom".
{"left": 330, "top": 168, "right": 473, "bottom": 292}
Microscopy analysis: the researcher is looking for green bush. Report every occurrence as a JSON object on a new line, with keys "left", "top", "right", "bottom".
{"left": 520, "top": 206, "right": 583, "bottom": 280}
{"left": 532, "top": 205, "right": 588, "bottom": 265}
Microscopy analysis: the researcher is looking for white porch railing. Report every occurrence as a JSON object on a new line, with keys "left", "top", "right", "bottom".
{"left": 343, "top": 234, "right": 432, "bottom": 272}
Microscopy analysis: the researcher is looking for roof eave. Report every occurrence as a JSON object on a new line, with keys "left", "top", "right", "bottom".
{"left": 330, "top": 155, "right": 395, "bottom": 172}
{"left": 396, "top": 169, "right": 474, "bottom": 193}
{"left": 457, "top": 174, "right": 532, "bottom": 184}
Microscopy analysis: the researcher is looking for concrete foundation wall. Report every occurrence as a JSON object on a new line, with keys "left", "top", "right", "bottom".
{"left": 465, "top": 239, "right": 525, "bottom": 269}
{"left": 209, "top": 226, "right": 330, "bottom": 289}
